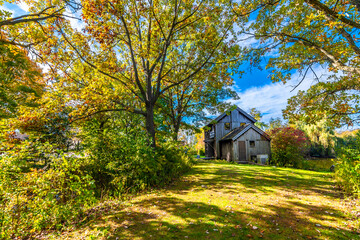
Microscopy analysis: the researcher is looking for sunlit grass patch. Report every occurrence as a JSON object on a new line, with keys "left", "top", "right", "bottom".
{"left": 51, "top": 160, "right": 359, "bottom": 240}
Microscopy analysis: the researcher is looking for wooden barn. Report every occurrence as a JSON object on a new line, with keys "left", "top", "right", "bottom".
{"left": 204, "top": 107, "right": 271, "bottom": 163}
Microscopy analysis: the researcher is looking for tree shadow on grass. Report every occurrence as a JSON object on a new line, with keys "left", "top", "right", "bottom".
{"left": 171, "top": 162, "right": 343, "bottom": 199}
{"left": 102, "top": 197, "right": 269, "bottom": 239}
{"left": 68, "top": 161, "right": 359, "bottom": 240}
{"left": 247, "top": 200, "right": 358, "bottom": 240}
{"left": 85, "top": 196, "right": 358, "bottom": 240}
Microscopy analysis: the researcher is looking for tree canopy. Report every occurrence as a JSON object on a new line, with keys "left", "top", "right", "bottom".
{"left": 0, "top": 43, "right": 43, "bottom": 118}
{"left": 0, "top": 0, "right": 79, "bottom": 118}
{"left": 39, "top": 0, "right": 244, "bottom": 147}
{"left": 240, "top": 0, "right": 360, "bottom": 127}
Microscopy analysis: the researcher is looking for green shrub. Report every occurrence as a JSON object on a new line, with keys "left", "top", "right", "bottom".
{"left": 0, "top": 153, "right": 96, "bottom": 239}
{"left": 334, "top": 132, "right": 360, "bottom": 196}
{"left": 83, "top": 120, "right": 193, "bottom": 195}
{"left": 0, "top": 116, "right": 193, "bottom": 238}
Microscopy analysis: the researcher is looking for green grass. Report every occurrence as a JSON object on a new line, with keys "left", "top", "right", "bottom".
{"left": 301, "top": 158, "right": 335, "bottom": 172}
{"left": 51, "top": 160, "right": 359, "bottom": 240}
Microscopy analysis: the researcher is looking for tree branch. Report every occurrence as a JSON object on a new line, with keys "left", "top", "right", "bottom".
{"left": 304, "top": 0, "right": 360, "bottom": 29}
{"left": 58, "top": 27, "right": 145, "bottom": 102}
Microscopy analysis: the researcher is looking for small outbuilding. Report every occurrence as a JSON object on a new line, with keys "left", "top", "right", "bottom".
{"left": 204, "top": 107, "right": 271, "bottom": 163}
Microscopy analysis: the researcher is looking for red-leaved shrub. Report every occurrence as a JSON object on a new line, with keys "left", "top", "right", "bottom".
{"left": 267, "top": 127, "right": 309, "bottom": 167}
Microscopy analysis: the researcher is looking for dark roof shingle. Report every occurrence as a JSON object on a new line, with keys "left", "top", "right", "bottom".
{"left": 220, "top": 124, "right": 250, "bottom": 141}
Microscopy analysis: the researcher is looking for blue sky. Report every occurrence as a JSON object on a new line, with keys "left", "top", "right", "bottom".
{"left": 231, "top": 65, "right": 321, "bottom": 123}
{"left": 1, "top": 1, "right": 320, "bottom": 124}
{"left": 1, "top": 2, "right": 27, "bottom": 15}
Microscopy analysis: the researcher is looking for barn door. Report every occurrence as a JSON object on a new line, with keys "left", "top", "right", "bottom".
{"left": 238, "top": 141, "right": 246, "bottom": 161}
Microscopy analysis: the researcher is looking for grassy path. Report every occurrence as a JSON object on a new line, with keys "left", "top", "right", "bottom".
{"left": 58, "top": 161, "right": 359, "bottom": 240}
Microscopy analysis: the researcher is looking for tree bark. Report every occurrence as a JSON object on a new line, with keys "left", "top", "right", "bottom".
{"left": 173, "top": 122, "right": 180, "bottom": 141}
{"left": 172, "top": 116, "right": 182, "bottom": 141}
{"left": 145, "top": 103, "right": 156, "bottom": 148}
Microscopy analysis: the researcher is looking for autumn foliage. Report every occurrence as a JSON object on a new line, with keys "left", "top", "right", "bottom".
{"left": 1, "top": 0, "right": 360, "bottom": 238}
{"left": 267, "top": 127, "right": 309, "bottom": 167}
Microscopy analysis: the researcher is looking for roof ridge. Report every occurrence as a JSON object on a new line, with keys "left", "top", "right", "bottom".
{"left": 206, "top": 107, "right": 256, "bottom": 126}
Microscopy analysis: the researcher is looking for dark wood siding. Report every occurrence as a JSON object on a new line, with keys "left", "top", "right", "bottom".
{"left": 234, "top": 129, "right": 271, "bottom": 161}
{"left": 220, "top": 141, "right": 233, "bottom": 161}
{"left": 205, "top": 141, "right": 215, "bottom": 157}
{"left": 238, "top": 141, "right": 246, "bottom": 161}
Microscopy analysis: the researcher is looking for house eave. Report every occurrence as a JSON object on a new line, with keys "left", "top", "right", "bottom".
{"left": 231, "top": 125, "right": 252, "bottom": 141}
{"left": 205, "top": 107, "right": 257, "bottom": 127}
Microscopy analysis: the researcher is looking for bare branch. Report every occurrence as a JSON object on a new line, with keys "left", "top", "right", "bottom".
{"left": 290, "top": 64, "right": 311, "bottom": 92}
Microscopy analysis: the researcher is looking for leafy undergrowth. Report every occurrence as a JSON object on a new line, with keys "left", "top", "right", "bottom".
{"left": 43, "top": 160, "right": 359, "bottom": 240}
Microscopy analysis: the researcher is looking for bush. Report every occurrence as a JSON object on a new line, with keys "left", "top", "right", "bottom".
{"left": 334, "top": 132, "right": 360, "bottom": 196}
{"left": 82, "top": 119, "right": 193, "bottom": 195}
{"left": 0, "top": 153, "right": 96, "bottom": 239}
{"left": 0, "top": 115, "right": 193, "bottom": 238}
{"left": 335, "top": 149, "right": 360, "bottom": 196}
{"left": 267, "top": 126, "right": 309, "bottom": 167}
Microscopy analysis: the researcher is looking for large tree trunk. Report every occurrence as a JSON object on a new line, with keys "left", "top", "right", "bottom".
{"left": 145, "top": 103, "right": 156, "bottom": 148}
{"left": 173, "top": 124, "right": 179, "bottom": 141}
{"left": 172, "top": 117, "right": 181, "bottom": 141}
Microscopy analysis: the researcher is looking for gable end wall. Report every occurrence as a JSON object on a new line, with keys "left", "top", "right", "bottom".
{"left": 233, "top": 128, "right": 271, "bottom": 161}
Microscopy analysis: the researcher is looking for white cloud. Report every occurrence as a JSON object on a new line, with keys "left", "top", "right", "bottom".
{"left": 17, "top": 1, "right": 30, "bottom": 12}
{"left": 228, "top": 66, "right": 330, "bottom": 123}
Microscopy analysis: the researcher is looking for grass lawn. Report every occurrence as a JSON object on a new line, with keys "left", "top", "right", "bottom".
{"left": 302, "top": 158, "right": 335, "bottom": 172}
{"left": 53, "top": 160, "right": 359, "bottom": 240}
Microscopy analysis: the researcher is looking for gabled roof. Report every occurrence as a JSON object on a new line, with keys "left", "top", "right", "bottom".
{"left": 220, "top": 124, "right": 270, "bottom": 141}
{"left": 220, "top": 124, "right": 250, "bottom": 141}
{"left": 206, "top": 107, "right": 256, "bottom": 126}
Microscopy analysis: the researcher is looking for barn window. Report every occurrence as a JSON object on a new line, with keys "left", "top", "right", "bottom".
{"left": 240, "top": 122, "right": 246, "bottom": 126}
{"left": 249, "top": 140, "right": 255, "bottom": 148}
{"left": 224, "top": 122, "right": 230, "bottom": 130}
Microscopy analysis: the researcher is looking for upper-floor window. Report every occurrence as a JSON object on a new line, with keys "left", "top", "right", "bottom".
{"left": 249, "top": 140, "right": 255, "bottom": 148}
{"left": 224, "top": 122, "right": 230, "bottom": 130}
